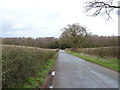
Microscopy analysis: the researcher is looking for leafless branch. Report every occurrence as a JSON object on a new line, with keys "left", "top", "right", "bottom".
{"left": 85, "top": 0, "right": 120, "bottom": 20}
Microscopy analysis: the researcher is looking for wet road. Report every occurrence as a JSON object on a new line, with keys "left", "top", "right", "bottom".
{"left": 52, "top": 50, "right": 118, "bottom": 88}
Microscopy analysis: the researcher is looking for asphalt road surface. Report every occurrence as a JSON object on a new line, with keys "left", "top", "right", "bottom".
{"left": 52, "top": 50, "right": 118, "bottom": 88}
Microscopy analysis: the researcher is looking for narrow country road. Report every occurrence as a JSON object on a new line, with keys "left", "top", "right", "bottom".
{"left": 52, "top": 50, "right": 118, "bottom": 88}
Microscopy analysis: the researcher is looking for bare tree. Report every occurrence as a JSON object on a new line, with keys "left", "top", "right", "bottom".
{"left": 85, "top": 0, "right": 120, "bottom": 20}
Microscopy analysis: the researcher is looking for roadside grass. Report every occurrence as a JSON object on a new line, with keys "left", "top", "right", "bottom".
{"left": 65, "top": 50, "right": 119, "bottom": 72}
{"left": 23, "top": 58, "right": 56, "bottom": 88}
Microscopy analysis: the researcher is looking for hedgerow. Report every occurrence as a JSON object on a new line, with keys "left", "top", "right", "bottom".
{"left": 2, "top": 45, "right": 57, "bottom": 88}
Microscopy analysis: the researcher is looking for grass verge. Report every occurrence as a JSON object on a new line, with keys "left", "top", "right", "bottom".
{"left": 65, "top": 50, "right": 119, "bottom": 72}
{"left": 23, "top": 53, "right": 58, "bottom": 88}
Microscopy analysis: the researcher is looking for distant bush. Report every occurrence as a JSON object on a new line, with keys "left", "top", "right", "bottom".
{"left": 71, "top": 47, "right": 118, "bottom": 58}
{"left": 2, "top": 45, "right": 57, "bottom": 88}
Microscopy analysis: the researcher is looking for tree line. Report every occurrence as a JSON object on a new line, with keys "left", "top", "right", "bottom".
{"left": 2, "top": 37, "right": 58, "bottom": 48}
{"left": 2, "top": 23, "right": 118, "bottom": 49}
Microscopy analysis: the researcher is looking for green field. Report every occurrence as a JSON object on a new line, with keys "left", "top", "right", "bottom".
{"left": 2, "top": 45, "right": 58, "bottom": 88}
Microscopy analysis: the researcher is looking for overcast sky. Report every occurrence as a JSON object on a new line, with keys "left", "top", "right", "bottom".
{"left": 0, "top": 0, "right": 118, "bottom": 38}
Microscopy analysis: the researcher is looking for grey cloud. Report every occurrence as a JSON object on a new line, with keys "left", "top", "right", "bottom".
{"left": 2, "top": 22, "right": 32, "bottom": 31}
{"left": 2, "top": 21, "right": 32, "bottom": 37}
